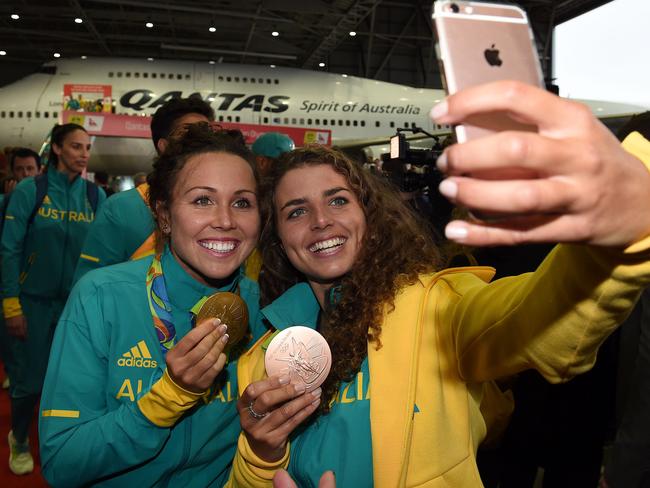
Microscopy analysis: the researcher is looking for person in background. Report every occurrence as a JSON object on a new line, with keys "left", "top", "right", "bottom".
{"left": 93, "top": 171, "right": 114, "bottom": 197}
{"left": 39, "top": 124, "right": 264, "bottom": 487}
{"left": 228, "top": 81, "right": 650, "bottom": 487}
{"left": 251, "top": 132, "right": 295, "bottom": 177}
{"left": 133, "top": 171, "right": 148, "bottom": 187}
{"left": 1, "top": 123, "right": 106, "bottom": 475}
{"left": 72, "top": 96, "right": 215, "bottom": 284}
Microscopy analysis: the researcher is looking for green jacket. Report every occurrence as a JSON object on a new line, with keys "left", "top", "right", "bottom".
{"left": 40, "top": 247, "right": 265, "bottom": 487}
{"left": 73, "top": 184, "right": 154, "bottom": 285}
{"left": 1, "top": 168, "right": 106, "bottom": 312}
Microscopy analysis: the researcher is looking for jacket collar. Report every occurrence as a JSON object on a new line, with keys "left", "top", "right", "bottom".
{"left": 261, "top": 282, "right": 320, "bottom": 331}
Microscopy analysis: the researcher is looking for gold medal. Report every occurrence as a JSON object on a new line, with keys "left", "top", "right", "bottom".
{"left": 195, "top": 292, "right": 249, "bottom": 351}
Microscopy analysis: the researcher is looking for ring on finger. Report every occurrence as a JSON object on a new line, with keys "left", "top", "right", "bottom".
{"left": 247, "top": 401, "right": 268, "bottom": 420}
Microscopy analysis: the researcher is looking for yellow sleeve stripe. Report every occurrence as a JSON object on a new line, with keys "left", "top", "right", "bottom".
{"left": 80, "top": 254, "right": 100, "bottom": 263}
{"left": 42, "top": 409, "right": 80, "bottom": 418}
{"left": 5, "top": 215, "right": 14, "bottom": 220}
{"left": 3, "top": 297, "right": 23, "bottom": 319}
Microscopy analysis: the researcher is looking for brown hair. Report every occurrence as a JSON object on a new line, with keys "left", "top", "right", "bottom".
{"left": 260, "top": 145, "right": 443, "bottom": 413}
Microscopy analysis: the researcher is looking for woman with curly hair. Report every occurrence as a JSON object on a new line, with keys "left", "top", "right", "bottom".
{"left": 229, "top": 82, "right": 650, "bottom": 488}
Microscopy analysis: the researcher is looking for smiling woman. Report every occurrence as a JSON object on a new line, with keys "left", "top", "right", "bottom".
{"left": 38, "top": 124, "right": 267, "bottom": 487}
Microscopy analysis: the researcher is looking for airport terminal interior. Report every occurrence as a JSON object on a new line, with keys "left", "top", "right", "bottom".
{"left": 0, "top": 0, "right": 649, "bottom": 487}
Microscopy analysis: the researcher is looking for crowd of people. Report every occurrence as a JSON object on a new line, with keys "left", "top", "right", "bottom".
{"left": 0, "top": 81, "right": 648, "bottom": 488}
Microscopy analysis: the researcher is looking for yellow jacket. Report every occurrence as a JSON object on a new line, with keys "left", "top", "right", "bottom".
{"left": 229, "top": 132, "right": 650, "bottom": 487}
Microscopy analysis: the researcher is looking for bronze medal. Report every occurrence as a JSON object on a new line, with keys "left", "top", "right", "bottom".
{"left": 195, "top": 292, "right": 249, "bottom": 351}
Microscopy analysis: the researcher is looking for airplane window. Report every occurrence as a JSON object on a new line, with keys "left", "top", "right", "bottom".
{"left": 274, "top": 79, "right": 279, "bottom": 84}
{"left": 307, "top": 118, "right": 312, "bottom": 125}
{"left": 44, "top": 112, "right": 49, "bottom": 118}
{"left": 375, "top": 121, "right": 380, "bottom": 127}
{"left": 299, "top": 118, "right": 304, "bottom": 125}
{"left": 9, "top": 111, "right": 14, "bottom": 118}
{"left": 126, "top": 72, "right": 131, "bottom": 78}
{"left": 345, "top": 120, "right": 350, "bottom": 126}
{"left": 218, "top": 75, "right": 223, "bottom": 81}
{"left": 134, "top": 72, "right": 140, "bottom": 78}
{"left": 390, "top": 121, "right": 395, "bottom": 128}
{"left": 251, "top": 78, "right": 256, "bottom": 84}
{"left": 218, "top": 115, "right": 224, "bottom": 122}
{"left": 291, "top": 118, "right": 297, "bottom": 124}
{"left": 177, "top": 74, "right": 182, "bottom": 80}
{"left": 108, "top": 72, "right": 114, "bottom": 78}
{"left": 53, "top": 111, "right": 58, "bottom": 117}
{"left": 226, "top": 116, "right": 232, "bottom": 122}
{"left": 0, "top": 111, "right": 5, "bottom": 118}
{"left": 258, "top": 78, "right": 263, "bottom": 83}
{"left": 315, "top": 118, "right": 320, "bottom": 125}
{"left": 273, "top": 117, "right": 280, "bottom": 124}
{"left": 117, "top": 72, "right": 123, "bottom": 77}
{"left": 266, "top": 79, "right": 271, "bottom": 84}
{"left": 18, "top": 111, "right": 23, "bottom": 118}
{"left": 283, "top": 117, "right": 289, "bottom": 124}
{"left": 152, "top": 73, "right": 157, "bottom": 78}
{"left": 338, "top": 120, "right": 343, "bottom": 126}
{"left": 26, "top": 111, "right": 32, "bottom": 118}
{"left": 234, "top": 77, "right": 240, "bottom": 82}
{"left": 143, "top": 72, "right": 148, "bottom": 78}
{"left": 226, "top": 76, "right": 232, "bottom": 82}
{"left": 353, "top": 120, "right": 358, "bottom": 127}
{"left": 185, "top": 74, "right": 190, "bottom": 80}
{"left": 235, "top": 116, "right": 240, "bottom": 122}
{"left": 361, "top": 121, "right": 366, "bottom": 127}
{"left": 321, "top": 119, "right": 327, "bottom": 126}
{"left": 243, "top": 77, "right": 248, "bottom": 83}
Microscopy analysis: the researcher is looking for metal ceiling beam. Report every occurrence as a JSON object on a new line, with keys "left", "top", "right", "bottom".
{"left": 68, "top": 0, "right": 112, "bottom": 54}
{"left": 84, "top": 0, "right": 296, "bottom": 24}
{"left": 301, "top": 0, "right": 382, "bottom": 69}
{"left": 160, "top": 43, "right": 298, "bottom": 60}
{"left": 373, "top": 9, "right": 416, "bottom": 79}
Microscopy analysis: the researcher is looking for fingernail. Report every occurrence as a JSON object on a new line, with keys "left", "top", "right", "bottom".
{"left": 294, "top": 383, "right": 306, "bottom": 394}
{"left": 437, "top": 152, "right": 448, "bottom": 172}
{"left": 213, "top": 318, "right": 221, "bottom": 326}
{"left": 430, "top": 100, "right": 448, "bottom": 121}
{"left": 438, "top": 179, "right": 458, "bottom": 199}
{"left": 311, "top": 398, "right": 321, "bottom": 406}
{"left": 278, "top": 374, "right": 290, "bottom": 385}
{"left": 219, "top": 324, "right": 228, "bottom": 333}
{"left": 445, "top": 224, "right": 468, "bottom": 241}
{"left": 221, "top": 333, "right": 229, "bottom": 343}
{"left": 311, "top": 387, "right": 322, "bottom": 398}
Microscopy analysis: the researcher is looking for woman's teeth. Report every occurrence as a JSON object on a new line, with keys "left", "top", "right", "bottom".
{"left": 309, "top": 237, "right": 346, "bottom": 252}
{"left": 201, "top": 241, "right": 236, "bottom": 253}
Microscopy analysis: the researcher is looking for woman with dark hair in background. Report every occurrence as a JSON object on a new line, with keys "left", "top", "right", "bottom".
{"left": 1, "top": 123, "right": 106, "bottom": 475}
{"left": 229, "top": 81, "right": 650, "bottom": 487}
{"left": 39, "top": 124, "right": 266, "bottom": 487}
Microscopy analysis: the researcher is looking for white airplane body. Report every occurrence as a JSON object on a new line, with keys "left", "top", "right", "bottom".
{"left": 0, "top": 57, "right": 643, "bottom": 174}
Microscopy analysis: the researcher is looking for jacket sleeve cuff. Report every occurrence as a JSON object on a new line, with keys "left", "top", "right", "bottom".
{"left": 3, "top": 297, "right": 22, "bottom": 319}
{"left": 136, "top": 369, "right": 205, "bottom": 427}
{"left": 227, "top": 433, "right": 290, "bottom": 487}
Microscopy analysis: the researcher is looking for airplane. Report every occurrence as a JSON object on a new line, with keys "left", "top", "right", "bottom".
{"left": 0, "top": 57, "right": 645, "bottom": 175}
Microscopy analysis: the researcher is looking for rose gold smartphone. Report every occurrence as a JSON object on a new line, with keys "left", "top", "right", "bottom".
{"left": 432, "top": 1, "right": 544, "bottom": 142}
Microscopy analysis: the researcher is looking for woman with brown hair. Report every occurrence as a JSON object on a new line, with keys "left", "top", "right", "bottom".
{"left": 229, "top": 81, "right": 650, "bottom": 487}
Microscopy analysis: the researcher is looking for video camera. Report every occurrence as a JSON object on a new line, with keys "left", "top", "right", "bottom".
{"left": 381, "top": 127, "right": 445, "bottom": 193}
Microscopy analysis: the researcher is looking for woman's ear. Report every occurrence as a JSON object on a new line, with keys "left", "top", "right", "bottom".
{"left": 52, "top": 143, "right": 62, "bottom": 157}
{"left": 155, "top": 201, "right": 171, "bottom": 234}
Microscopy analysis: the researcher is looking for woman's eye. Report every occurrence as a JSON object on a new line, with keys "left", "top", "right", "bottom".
{"left": 287, "top": 208, "right": 306, "bottom": 219}
{"left": 194, "top": 195, "right": 212, "bottom": 206}
{"left": 330, "top": 196, "right": 348, "bottom": 207}
{"left": 233, "top": 198, "right": 251, "bottom": 209}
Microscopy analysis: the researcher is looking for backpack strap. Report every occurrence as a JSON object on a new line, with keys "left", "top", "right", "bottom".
{"left": 85, "top": 180, "right": 99, "bottom": 214}
{"left": 27, "top": 173, "right": 49, "bottom": 226}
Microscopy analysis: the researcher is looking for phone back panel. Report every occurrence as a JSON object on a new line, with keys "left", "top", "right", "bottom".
{"left": 433, "top": 1, "right": 544, "bottom": 142}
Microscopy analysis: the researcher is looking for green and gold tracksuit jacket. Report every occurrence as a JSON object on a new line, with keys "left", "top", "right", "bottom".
{"left": 39, "top": 247, "right": 265, "bottom": 487}
{"left": 1, "top": 168, "right": 106, "bottom": 317}
{"left": 229, "top": 132, "right": 650, "bottom": 487}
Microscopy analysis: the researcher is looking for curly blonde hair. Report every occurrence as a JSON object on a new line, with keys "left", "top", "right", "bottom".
{"left": 260, "top": 145, "right": 443, "bottom": 413}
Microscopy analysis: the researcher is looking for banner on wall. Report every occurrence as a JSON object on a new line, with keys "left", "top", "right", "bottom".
{"left": 63, "top": 84, "right": 113, "bottom": 113}
{"left": 60, "top": 111, "right": 332, "bottom": 146}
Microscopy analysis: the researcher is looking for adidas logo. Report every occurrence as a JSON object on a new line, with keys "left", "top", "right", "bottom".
{"left": 117, "top": 340, "right": 158, "bottom": 368}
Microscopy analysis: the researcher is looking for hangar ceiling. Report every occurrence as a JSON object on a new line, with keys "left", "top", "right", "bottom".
{"left": 0, "top": 0, "right": 612, "bottom": 88}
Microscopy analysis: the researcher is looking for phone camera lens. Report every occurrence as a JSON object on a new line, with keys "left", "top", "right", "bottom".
{"left": 450, "top": 3, "right": 460, "bottom": 13}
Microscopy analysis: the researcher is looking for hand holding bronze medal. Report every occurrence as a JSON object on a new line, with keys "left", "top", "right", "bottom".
{"left": 264, "top": 326, "right": 332, "bottom": 392}
{"left": 195, "top": 292, "right": 249, "bottom": 353}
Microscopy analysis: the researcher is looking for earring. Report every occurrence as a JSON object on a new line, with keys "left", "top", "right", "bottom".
{"left": 161, "top": 224, "right": 170, "bottom": 234}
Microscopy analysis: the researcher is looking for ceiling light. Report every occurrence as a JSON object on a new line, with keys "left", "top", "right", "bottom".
{"left": 145, "top": 22, "right": 154, "bottom": 28}
{"left": 81, "top": 55, "right": 87, "bottom": 59}
{"left": 270, "top": 64, "right": 276, "bottom": 68}
{"left": 10, "top": 14, "right": 19, "bottom": 20}
{"left": 271, "top": 31, "right": 279, "bottom": 37}
{"left": 0, "top": 50, "right": 6, "bottom": 56}
{"left": 349, "top": 31, "right": 357, "bottom": 36}
{"left": 209, "top": 26, "right": 216, "bottom": 33}
{"left": 209, "top": 60, "right": 215, "bottom": 64}
{"left": 53, "top": 52, "right": 61, "bottom": 58}
{"left": 318, "top": 62, "right": 325, "bottom": 67}
{"left": 74, "top": 18, "right": 83, "bottom": 24}
{"left": 342, "top": 74, "right": 348, "bottom": 78}
{"left": 147, "top": 57, "right": 154, "bottom": 61}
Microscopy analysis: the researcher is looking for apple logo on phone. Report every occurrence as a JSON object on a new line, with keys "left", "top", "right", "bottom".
{"left": 484, "top": 44, "right": 503, "bottom": 67}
